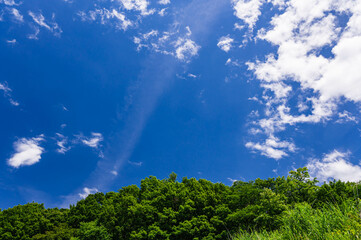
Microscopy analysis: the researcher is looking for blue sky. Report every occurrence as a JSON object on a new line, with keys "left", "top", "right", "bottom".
{"left": 1, "top": 0, "right": 361, "bottom": 208}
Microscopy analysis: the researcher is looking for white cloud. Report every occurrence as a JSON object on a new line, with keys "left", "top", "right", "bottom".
{"left": 28, "top": 11, "right": 51, "bottom": 29}
{"left": 336, "top": 111, "right": 358, "bottom": 124}
{"left": 0, "top": 82, "right": 11, "bottom": 92}
{"left": 246, "top": 135, "right": 296, "bottom": 159}
{"left": 6, "top": 39, "right": 16, "bottom": 44}
{"left": 10, "top": 8, "right": 23, "bottom": 22}
{"left": 128, "top": 160, "right": 143, "bottom": 166}
{"left": 217, "top": 35, "right": 234, "bottom": 52}
{"left": 0, "top": 82, "right": 19, "bottom": 106}
{"left": 80, "top": 133, "right": 103, "bottom": 148}
{"left": 158, "top": 8, "right": 167, "bottom": 16}
{"left": 134, "top": 26, "right": 200, "bottom": 62}
{"left": 28, "top": 11, "right": 62, "bottom": 37}
{"left": 78, "top": 9, "right": 133, "bottom": 31}
{"left": 1, "top": 0, "right": 20, "bottom": 6}
{"left": 118, "top": 0, "right": 154, "bottom": 16}
{"left": 158, "top": 0, "right": 170, "bottom": 5}
{"left": 232, "top": 0, "right": 264, "bottom": 29}
{"left": 227, "top": 177, "right": 238, "bottom": 183}
{"left": 307, "top": 150, "right": 361, "bottom": 182}
{"left": 78, "top": 187, "right": 98, "bottom": 199}
{"left": 7, "top": 135, "right": 45, "bottom": 168}
{"left": 175, "top": 38, "right": 200, "bottom": 61}
{"left": 55, "top": 133, "right": 71, "bottom": 154}
{"left": 244, "top": 0, "right": 361, "bottom": 159}
{"left": 27, "top": 26, "right": 40, "bottom": 40}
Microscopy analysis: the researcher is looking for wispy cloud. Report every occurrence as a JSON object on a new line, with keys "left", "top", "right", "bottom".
{"left": 119, "top": 0, "right": 155, "bottom": 16}
{"left": 1, "top": 0, "right": 20, "bottom": 6}
{"left": 78, "top": 9, "right": 133, "bottom": 31}
{"left": 6, "top": 39, "right": 16, "bottom": 44}
{"left": 27, "top": 26, "right": 40, "bottom": 40}
{"left": 28, "top": 11, "right": 62, "bottom": 37}
{"left": 158, "top": 0, "right": 170, "bottom": 5}
{"left": 128, "top": 160, "right": 143, "bottom": 166}
{"left": 59, "top": 0, "right": 229, "bottom": 207}
{"left": 78, "top": 187, "right": 98, "bottom": 199}
{"left": 7, "top": 135, "right": 45, "bottom": 168}
{"left": 9, "top": 8, "right": 23, "bottom": 22}
{"left": 0, "top": 82, "right": 19, "bottom": 106}
{"left": 78, "top": 132, "right": 104, "bottom": 148}
{"left": 134, "top": 26, "right": 200, "bottom": 62}
{"left": 55, "top": 133, "right": 71, "bottom": 154}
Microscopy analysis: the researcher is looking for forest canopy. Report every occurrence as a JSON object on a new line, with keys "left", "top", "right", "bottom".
{"left": 1, "top": 167, "right": 361, "bottom": 240}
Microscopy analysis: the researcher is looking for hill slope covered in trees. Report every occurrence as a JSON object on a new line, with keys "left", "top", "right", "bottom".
{"left": 1, "top": 167, "right": 361, "bottom": 239}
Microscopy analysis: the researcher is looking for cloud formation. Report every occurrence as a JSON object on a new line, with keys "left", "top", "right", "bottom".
{"left": 28, "top": 11, "right": 62, "bottom": 37}
{"left": 0, "top": 82, "right": 19, "bottom": 106}
{"left": 232, "top": 0, "right": 264, "bottom": 29}
{"left": 0, "top": 0, "right": 19, "bottom": 6}
{"left": 307, "top": 150, "right": 361, "bottom": 182}
{"left": 9, "top": 8, "right": 23, "bottom": 22}
{"left": 217, "top": 35, "right": 234, "bottom": 52}
{"left": 78, "top": 8, "right": 133, "bottom": 31}
{"left": 242, "top": 0, "right": 361, "bottom": 159}
{"left": 78, "top": 187, "right": 98, "bottom": 199}
{"left": 55, "top": 133, "right": 71, "bottom": 154}
{"left": 246, "top": 135, "right": 296, "bottom": 159}
{"left": 134, "top": 26, "right": 200, "bottom": 62}
{"left": 80, "top": 133, "right": 103, "bottom": 148}
{"left": 7, "top": 135, "right": 45, "bottom": 168}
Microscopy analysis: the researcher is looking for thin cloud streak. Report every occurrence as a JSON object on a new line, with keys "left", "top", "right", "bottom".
{"left": 60, "top": 0, "right": 228, "bottom": 207}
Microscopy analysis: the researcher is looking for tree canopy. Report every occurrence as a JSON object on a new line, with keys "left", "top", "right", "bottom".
{"left": 1, "top": 168, "right": 361, "bottom": 239}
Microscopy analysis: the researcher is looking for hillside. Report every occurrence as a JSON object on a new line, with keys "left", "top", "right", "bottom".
{"left": 1, "top": 168, "right": 361, "bottom": 240}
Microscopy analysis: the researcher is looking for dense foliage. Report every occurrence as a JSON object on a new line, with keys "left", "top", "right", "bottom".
{"left": 1, "top": 167, "right": 361, "bottom": 239}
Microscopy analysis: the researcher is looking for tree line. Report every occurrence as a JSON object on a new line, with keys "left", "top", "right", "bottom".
{"left": 1, "top": 167, "right": 361, "bottom": 239}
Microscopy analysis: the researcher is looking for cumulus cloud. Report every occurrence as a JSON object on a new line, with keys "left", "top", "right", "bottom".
{"left": 244, "top": 0, "right": 361, "bottom": 159}
{"left": 7, "top": 135, "right": 45, "bottom": 168}
{"left": 78, "top": 187, "right": 98, "bottom": 199}
{"left": 174, "top": 38, "right": 200, "bottom": 61}
{"left": 246, "top": 135, "right": 296, "bottom": 159}
{"left": 307, "top": 150, "right": 361, "bottom": 182}
{"left": 217, "top": 35, "right": 234, "bottom": 52}
{"left": 232, "top": 0, "right": 264, "bottom": 29}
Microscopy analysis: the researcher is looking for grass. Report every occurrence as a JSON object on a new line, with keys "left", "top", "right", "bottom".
{"left": 233, "top": 200, "right": 361, "bottom": 240}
